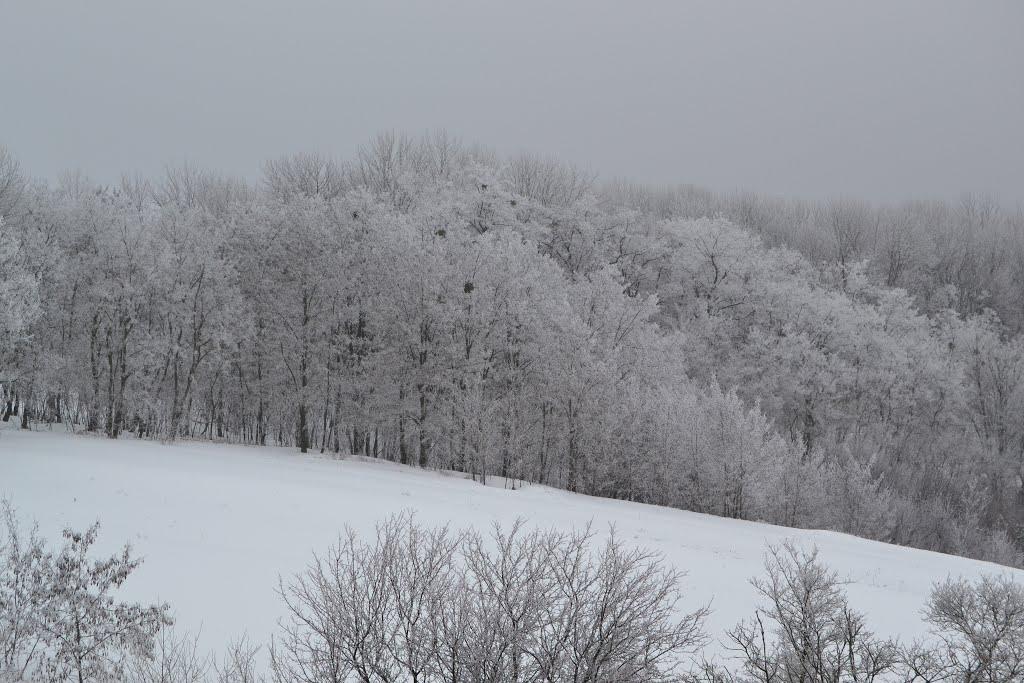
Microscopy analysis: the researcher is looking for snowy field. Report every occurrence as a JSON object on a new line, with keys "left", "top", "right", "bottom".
{"left": 2, "top": 425, "right": 1021, "bottom": 658}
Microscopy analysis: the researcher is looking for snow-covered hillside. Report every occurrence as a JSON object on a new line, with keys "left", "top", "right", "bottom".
{"left": 1, "top": 427, "right": 1019, "bottom": 658}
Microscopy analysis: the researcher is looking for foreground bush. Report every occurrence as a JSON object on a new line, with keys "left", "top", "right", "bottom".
{"left": 904, "top": 575, "right": 1024, "bottom": 682}
{"left": 272, "top": 514, "right": 709, "bottom": 683}
{"left": 7, "top": 506, "right": 1024, "bottom": 682}
{"left": 0, "top": 503, "right": 171, "bottom": 682}
{"left": 693, "top": 543, "right": 899, "bottom": 683}
{"left": 693, "top": 544, "right": 1024, "bottom": 683}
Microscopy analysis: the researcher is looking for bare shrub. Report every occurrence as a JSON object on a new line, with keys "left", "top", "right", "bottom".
{"left": 273, "top": 514, "right": 707, "bottom": 683}
{"left": 697, "top": 543, "right": 898, "bottom": 683}
{"left": 532, "top": 525, "right": 709, "bottom": 683}
{"left": 903, "top": 575, "right": 1024, "bottom": 681}
{"left": 271, "top": 513, "right": 460, "bottom": 683}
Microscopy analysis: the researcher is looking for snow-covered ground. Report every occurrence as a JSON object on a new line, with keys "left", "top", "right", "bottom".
{"left": 2, "top": 425, "right": 1020, "bottom": 658}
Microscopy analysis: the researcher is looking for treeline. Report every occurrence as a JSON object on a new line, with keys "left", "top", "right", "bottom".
{"left": 4, "top": 510, "right": 1024, "bottom": 682}
{"left": 605, "top": 181, "right": 1024, "bottom": 332}
{"left": 2, "top": 134, "right": 1024, "bottom": 565}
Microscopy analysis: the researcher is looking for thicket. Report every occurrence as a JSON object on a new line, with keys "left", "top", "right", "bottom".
{"left": 5, "top": 509, "right": 1024, "bottom": 682}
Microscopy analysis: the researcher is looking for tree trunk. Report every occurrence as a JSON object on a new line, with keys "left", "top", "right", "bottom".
{"left": 399, "top": 385, "right": 409, "bottom": 465}
{"left": 297, "top": 401, "right": 309, "bottom": 453}
{"left": 418, "top": 386, "right": 429, "bottom": 467}
{"left": 19, "top": 392, "right": 30, "bottom": 430}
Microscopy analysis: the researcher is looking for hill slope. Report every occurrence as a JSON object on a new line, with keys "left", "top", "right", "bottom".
{"left": 2, "top": 427, "right": 1020, "bottom": 658}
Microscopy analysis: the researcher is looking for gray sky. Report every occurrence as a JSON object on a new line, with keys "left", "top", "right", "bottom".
{"left": 2, "top": 1, "right": 1022, "bottom": 203}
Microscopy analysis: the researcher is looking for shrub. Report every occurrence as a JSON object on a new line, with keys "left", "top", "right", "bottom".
{"left": 272, "top": 514, "right": 708, "bottom": 683}
{"left": 904, "top": 575, "right": 1024, "bottom": 681}
{"left": 0, "top": 502, "right": 48, "bottom": 680}
{"left": 696, "top": 543, "right": 898, "bottom": 683}
{"left": 0, "top": 503, "right": 172, "bottom": 682}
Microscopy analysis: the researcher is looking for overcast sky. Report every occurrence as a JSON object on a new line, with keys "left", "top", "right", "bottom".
{"left": 2, "top": 1, "right": 1021, "bottom": 203}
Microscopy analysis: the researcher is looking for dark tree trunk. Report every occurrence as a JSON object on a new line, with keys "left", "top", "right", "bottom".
{"left": 297, "top": 401, "right": 309, "bottom": 453}
{"left": 20, "top": 395, "right": 30, "bottom": 430}
{"left": 398, "top": 385, "right": 409, "bottom": 465}
{"left": 2, "top": 393, "right": 13, "bottom": 422}
{"left": 418, "top": 386, "right": 429, "bottom": 468}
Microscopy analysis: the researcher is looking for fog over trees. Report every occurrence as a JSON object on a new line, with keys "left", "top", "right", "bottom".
{"left": 3, "top": 133, "right": 1024, "bottom": 565}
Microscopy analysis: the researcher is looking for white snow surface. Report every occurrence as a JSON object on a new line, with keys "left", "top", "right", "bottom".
{"left": 2, "top": 426, "right": 1021, "bottom": 658}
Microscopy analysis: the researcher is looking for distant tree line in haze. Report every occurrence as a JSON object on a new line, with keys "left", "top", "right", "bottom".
{"left": 605, "top": 180, "right": 1024, "bottom": 333}
{"left": 3, "top": 133, "right": 1024, "bottom": 565}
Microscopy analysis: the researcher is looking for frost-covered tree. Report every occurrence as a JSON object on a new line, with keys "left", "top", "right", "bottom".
{"left": 8, "top": 134, "right": 1024, "bottom": 565}
{"left": 0, "top": 217, "right": 39, "bottom": 353}
{"left": 0, "top": 506, "right": 172, "bottom": 683}
{"left": 0, "top": 503, "right": 48, "bottom": 680}
{"left": 36, "top": 523, "right": 171, "bottom": 683}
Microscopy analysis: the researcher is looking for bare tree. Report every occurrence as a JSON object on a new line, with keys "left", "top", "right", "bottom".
{"left": 273, "top": 514, "right": 457, "bottom": 683}
{"left": 273, "top": 515, "right": 707, "bottom": 683}
{"left": 215, "top": 636, "right": 265, "bottom": 683}
{"left": 263, "top": 153, "right": 346, "bottom": 201}
{"left": 503, "top": 153, "right": 595, "bottom": 208}
{"left": 125, "top": 626, "right": 211, "bottom": 683}
{"left": 704, "top": 543, "right": 898, "bottom": 683}
{"left": 355, "top": 131, "right": 417, "bottom": 209}
{"left": 903, "top": 575, "right": 1024, "bottom": 682}
{"left": 0, "top": 146, "right": 25, "bottom": 219}
{"left": 824, "top": 198, "right": 872, "bottom": 288}
{"left": 154, "top": 164, "right": 251, "bottom": 216}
